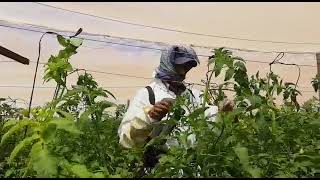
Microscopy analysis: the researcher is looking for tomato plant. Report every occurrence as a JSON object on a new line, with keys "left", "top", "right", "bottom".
{"left": 146, "top": 48, "right": 320, "bottom": 178}
{"left": 0, "top": 34, "right": 319, "bottom": 178}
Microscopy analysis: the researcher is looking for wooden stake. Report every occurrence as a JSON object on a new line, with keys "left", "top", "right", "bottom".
{"left": 0, "top": 45, "right": 29, "bottom": 65}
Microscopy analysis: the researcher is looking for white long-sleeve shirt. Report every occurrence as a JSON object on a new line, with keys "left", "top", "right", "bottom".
{"left": 118, "top": 78, "right": 218, "bottom": 149}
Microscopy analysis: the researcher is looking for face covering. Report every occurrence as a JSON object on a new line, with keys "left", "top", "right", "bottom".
{"left": 155, "top": 45, "right": 200, "bottom": 82}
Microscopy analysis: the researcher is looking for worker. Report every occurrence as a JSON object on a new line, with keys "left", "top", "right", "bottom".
{"left": 118, "top": 44, "right": 234, "bottom": 174}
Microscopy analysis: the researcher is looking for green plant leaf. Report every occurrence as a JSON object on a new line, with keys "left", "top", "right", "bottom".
{"left": 30, "top": 142, "right": 59, "bottom": 178}
{"left": 234, "top": 56, "right": 245, "bottom": 62}
{"left": 248, "top": 168, "right": 261, "bottom": 178}
{"left": 213, "top": 55, "right": 224, "bottom": 77}
{"left": 225, "top": 57, "right": 234, "bottom": 69}
{"left": 234, "top": 61, "right": 247, "bottom": 72}
{"left": 103, "top": 89, "right": 117, "bottom": 100}
{"left": 100, "top": 101, "right": 116, "bottom": 109}
{"left": 70, "top": 38, "right": 83, "bottom": 47}
{"left": 78, "top": 109, "right": 93, "bottom": 129}
{"left": 8, "top": 133, "right": 40, "bottom": 164}
{"left": 234, "top": 146, "right": 249, "bottom": 167}
{"left": 285, "top": 82, "right": 296, "bottom": 87}
{"left": 42, "top": 123, "right": 58, "bottom": 142}
{"left": 93, "top": 172, "right": 105, "bottom": 178}
{"left": 2, "top": 119, "right": 19, "bottom": 130}
{"left": 224, "top": 68, "right": 234, "bottom": 81}
{"left": 277, "top": 85, "right": 283, "bottom": 95}
{"left": 1, "top": 119, "right": 39, "bottom": 146}
{"left": 55, "top": 110, "right": 75, "bottom": 121}
{"left": 312, "top": 83, "right": 318, "bottom": 92}
{"left": 225, "top": 135, "right": 236, "bottom": 146}
{"left": 49, "top": 118, "right": 82, "bottom": 135}
{"left": 187, "top": 107, "right": 208, "bottom": 119}
{"left": 4, "top": 168, "right": 14, "bottom": 177}
{"left": 57, "top": 35, "right": 69, "bottom": 47}
{"left": 248, "top": 95, "right": 262, "bottom": 108}
{"left": 70, "top": 164, "right": 94, "bottom": 178}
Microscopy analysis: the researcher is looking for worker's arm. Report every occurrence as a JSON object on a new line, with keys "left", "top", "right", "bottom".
{"left": 118, "top": 88, "right": 155, "bottom": 148}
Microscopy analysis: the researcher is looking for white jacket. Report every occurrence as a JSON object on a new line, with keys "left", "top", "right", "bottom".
{"left": 118, "top": 78, "right": 218, "bottom": 149}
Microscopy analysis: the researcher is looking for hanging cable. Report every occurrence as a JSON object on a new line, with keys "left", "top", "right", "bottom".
{"left": 33, "top": 2, "right": 320, "bottom": 46}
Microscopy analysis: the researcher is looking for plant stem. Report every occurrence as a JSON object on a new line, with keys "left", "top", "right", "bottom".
{"left": 85, "top": 94, "right": 109, "bottom": 171}
{"left": 54, "top": 85, "right": 61, "bottom": 100}
{"left": 202, "top": 66, "right": 214, "bottom": 118}
{"left": 59, "top": 86, "right": 66, "bottom": 99}
{"left": 213, "top": 115, "right": 226, "bottom": 149}
{"left": 52, "top": 85, "right": 58, "bottom": 100}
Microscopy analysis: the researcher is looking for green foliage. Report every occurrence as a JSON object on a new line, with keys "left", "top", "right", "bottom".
{"left": 44, "top": 35, "right": 82, "bottom": 86}
{"left": 1, "top": 34, "right": 319, "bottom": 178}
{"left": 30, "top": 141, "right": 59, "bottom": 177}
{"left": 44, "top": 35, "right": 83, "bottom": 100}
{"left": 8, "top": 134, "right": 40, "bottom": 164}
{"left": 1, "top": 33, "right": 141, "bottom": 178}
{"left": 145, "top": 48, "right": 320, "bottom": 178}
{"left": 0, "top": 99, "right": 24, "bottom": 178}
{"left": 1, "top": 119, "right": 39, "bottom": 146}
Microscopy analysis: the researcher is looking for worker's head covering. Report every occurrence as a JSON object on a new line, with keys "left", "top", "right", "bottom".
{"left": 155, "top": 44, "right": 200, "bottom": 82}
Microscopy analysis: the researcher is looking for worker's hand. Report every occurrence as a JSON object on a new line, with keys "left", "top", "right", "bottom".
{"left": 148, "top": 100, "right": 172, "bottom": 121}
{"left": 221, "top": 99, "right": 235, "bottom": 112}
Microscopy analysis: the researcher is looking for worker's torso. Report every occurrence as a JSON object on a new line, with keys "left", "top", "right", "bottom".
{"left": 146, "top": 79, "right": 201, "bottom": 147}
